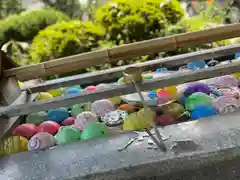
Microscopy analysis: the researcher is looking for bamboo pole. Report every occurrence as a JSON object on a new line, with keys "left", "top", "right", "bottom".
{"left": 22, "top": 44, "right": 240, "bottom": 93}
{"left": 2, "top": 61, "right": 240, "bottom": 117}
{"left": 4, "top": 23, "right": 240, "bottom": 81}
{"left": 0, "top": 92, "right": 38, "bottom": 139}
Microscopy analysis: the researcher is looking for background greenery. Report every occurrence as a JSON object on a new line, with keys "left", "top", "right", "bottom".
{"left": 0, "top": 0, "right": 237, "bottom": 75}
{"left": 95, "top": 0, "right": 184, "bottom": 45}
{"left": 29, "top": 20, "right": 105, "bottom": 64}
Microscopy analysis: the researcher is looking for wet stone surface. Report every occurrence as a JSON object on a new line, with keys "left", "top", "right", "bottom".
{"left": 170, "top": 139, "right": 201, "bottom": 154}
{"left": 2, "top": 111, "right": 240, "bottom": 179}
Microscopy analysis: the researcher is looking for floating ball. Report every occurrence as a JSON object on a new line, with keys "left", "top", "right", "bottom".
{"left": 0, "top": 136, "right": 28, "bottom": 156}
{"left": 101, "top": 110, "right": 128, "bottom": 126}
{"left": 187, "top": 60, "right": 206, "bottom": 70}
{"left": 234, "top": 72, "right": 240, "bottom": 79}
{"left": 13, "top": 124, "right": 38, "bottom": 139}
{"left": 55, "top": 126, "right": 81, "bottom": 145}
{"left": 234, "top": 52, "right": 240, "bottom": 59}
{"left": 212, "top": 96, "right": 240, "bottom": 114}
{"left": 65, "top": 88, "right": 81, "bottom": 96}
{"left": 207, "top": 60, "right": 219, "bottom": 67}
{"left": 212, "top": 90, "right": 222, "bottom": 97}
{"left": 25, "top": 111, "right": 48, "bottom": 125}
{"left": 213, "top": 75, "right": 238, "bottom": 87}
{"left": 156, "top": 115, "right": 175, "bottom": 126}
{"left": 157, "top": 89, "right": 169, "bottom": 97}
{"left": 146, "top": 97, "right": 158, "bottom": 106}
{"left": 157, "top": 90, "right": 171, "bottom": 104}
{"left": 156, "top": 68, "right": 168, "bottom": 72}
{"left": 143, "top": 74, "right": 153, "bottom": 80}
{"left": 61, "top": 117, "right": 75, "bottom": 126}
{"left": 91, "top": 99, "right": 115, "bottom": 117}
{"left": 36, "top": 92, "right": 53, "bottom": 101}
{"left": 156, "top": 88, "right": 162, "bottom": 93}
{"left": 160, "top": 103, "right": 185, "bottom": 119}
{"left": 75, "top": 111, "right": 98, "bottom": 130}
{"left": 164, "top": 86, "right": 177, "bottom": 95}
{"left": 233, "top": 58, "right": 240, "bottom": 62}
{"left": 18, "top": 81, "right": 23, "bottom": 88}
{"left": 108, "top": 96, "right": 122, "bottom": 105}
{"left": 96, "top": 83, "right": 110, "bottom": 90}
{"left": 217, "top": 87, "right": 240, "bottom": 98}
{"left": 122, "top": 108, "right": 155, "bottom": 131}
{"left": 184, "top": 82, "right": 212, "bottom": 97}
{"left": 220, "top": 60, "right": 231, "bottom": 65}
{"left": 48, "top": 108, "right": 69, "bottom": 123}
{"left": 148, "top": 91, "right": 157, "bottom": 99}
{"left": 38, "top": 121, "right": 60, "bottom": 135}
{"left": 28, "top": 132, "right": 55, "bottom": 151}
{"left": 191, "top": 105, "right": 217, "bottom": 120}
{"left": 82, "top": 102, "right": 92, "bottom": 111}
{"left": 185, "top": 92, "right": 213, "bottom": 111}
{"left": 81, "top": 122, "right": 108, "bottom": 140}
{"left": 85, "top": 86, "right": 97, "bottom": 91}
{"left": 179, "top": 95, "right": 186, "bottom": 104}
{"left": 71, "top": 104, "right": 84, "bottom": 117}
{"left": 233, "top": 55, "right": 240, "bottom": 79}
{"left": 233, "top": 58, "right": 240, "bottom": 79}
{"left": 117, "top": 77, "right": 125, "bottom": 85}
{"left": 119, "top": 104, "right": 136, "bottom": 113}
{"left": 48, "top": 88, "right": 65, "bottom": 97}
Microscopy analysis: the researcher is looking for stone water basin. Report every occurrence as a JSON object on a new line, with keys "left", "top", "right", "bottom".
{"left": 1, "top": 111, "right": 240, "bottom": 180}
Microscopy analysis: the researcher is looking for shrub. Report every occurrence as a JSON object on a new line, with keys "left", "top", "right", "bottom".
{"left": 29, "top": 20, "right": 105, "bottom": 65}
{"left": 155, "top": 0, "right": 184, "bottom": 24}
{"left": 0, "top": 9, "right": 70, "bottom": 43}
{"left": 96, "top": 0, "right": 184, "bottom": 44}
{"left": 163, "top": 16, "right": 232, "bottom": 57}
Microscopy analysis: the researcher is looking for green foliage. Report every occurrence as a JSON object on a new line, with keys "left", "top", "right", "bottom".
{"left": 91, "top": 0, "right": 184, "bottom": 71}
{"left": 156, "top": 0, "right": 185, "bottom": 24}
{"left": 0, "top": 0, "right": 24, "bottom": 19}
{"left": 29, "top": 20, "right": 105, "bottom": 65}
{"left": 0, "top": 9, "right": 70, "bottom": 43}
{"left": 96, "top": 0, "right": 184, "bottom": 44}
{"left": 81, "top": 0, "right": 101, "bottom": 20}
{"left": 164, "top": 16, "right": 232, "bottom": 57}
{"left": 191, "top": 0, "right": 228, "bottom": 24}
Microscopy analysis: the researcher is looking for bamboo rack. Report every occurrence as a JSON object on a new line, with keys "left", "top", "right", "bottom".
{"left": 4, "top": 23, "right": 240, "bottom": 81}
{"left": 1, "top": 23, "right": 240, "bottom": 139}
{"left": 2, "top": 61, "right": 240, "bottom": 117}
{"left": 22, "top": 44, "right": 240, "bottom": 93}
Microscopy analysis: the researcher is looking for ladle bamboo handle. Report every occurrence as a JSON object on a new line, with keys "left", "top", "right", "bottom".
{"left": 123, "top": 67, "right": 166, "bottom": 152}
{"left": 132, "top": 80, "right": 166, "bottom": 152}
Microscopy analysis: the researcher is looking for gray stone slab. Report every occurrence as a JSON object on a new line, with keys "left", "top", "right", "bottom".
{"left": 2, "top": 112, "right": 240, "bottom": 180}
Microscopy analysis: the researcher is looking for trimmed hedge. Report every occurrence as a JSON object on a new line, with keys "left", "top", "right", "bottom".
{"left": 155, "top": 0, "right": 185, "bottom": 24}
{"left": 95, "top": 0, "right": 184, "bottom": 45}
{"left": 29, "top": 20, "right": 105, "bottom": 64}
{"left": 0, "top": 9, "right": 70, "bottom": 43}
{"left": 163, "top": 17, "right": 232, "bottom": 56}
